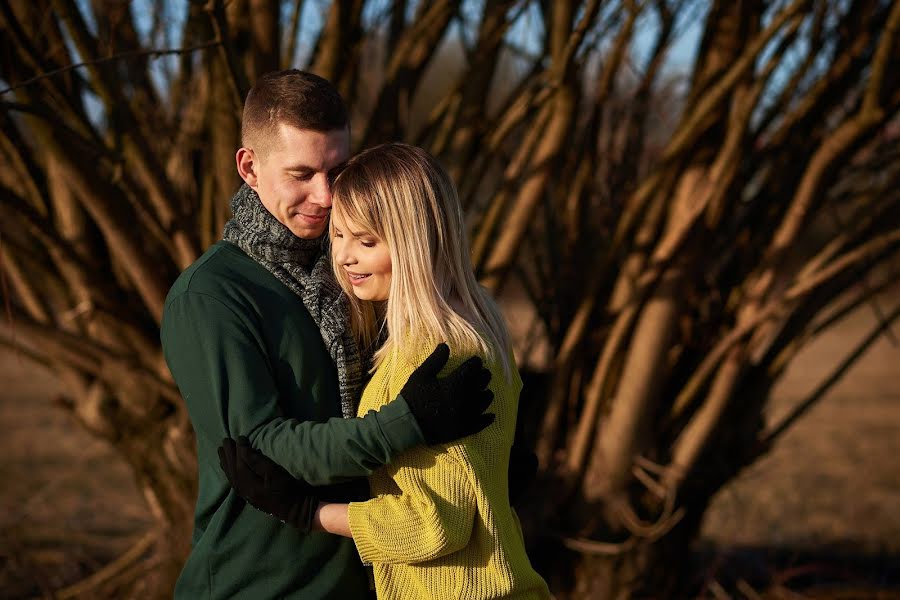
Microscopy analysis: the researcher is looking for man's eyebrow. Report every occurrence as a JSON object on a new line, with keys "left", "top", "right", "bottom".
{"left": 284, "top": 163, "right": 316, "bottom": 172}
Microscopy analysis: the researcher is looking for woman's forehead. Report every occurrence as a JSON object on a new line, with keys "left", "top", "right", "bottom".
{"left": 331, "top": 207, "right": 375, "bottom": 235}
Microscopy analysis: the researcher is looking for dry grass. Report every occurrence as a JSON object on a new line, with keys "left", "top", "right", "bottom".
{"left": 701, "top": 301, "right": 900, "bottom": 554}
{"left": 0, "top": 349, "right": 151, "bottom": 597}
{"left": 697, "top": 297, "right": 900, "bottom": 597}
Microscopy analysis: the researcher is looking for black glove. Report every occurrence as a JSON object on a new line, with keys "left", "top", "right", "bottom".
{"left": 401, "top": 343, "right": 495, "bottom": 444}
{"left": 218, "top": 436, "right": 318, "bottom": 532}
{"left": 507, "top": 443, "right": 538, "bottom": 505}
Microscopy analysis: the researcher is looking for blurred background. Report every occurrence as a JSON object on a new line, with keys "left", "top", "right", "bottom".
{"left": 1, "top": 0, "right": 898, "bottom": 598}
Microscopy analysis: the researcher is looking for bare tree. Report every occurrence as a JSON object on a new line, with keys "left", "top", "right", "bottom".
{"left": 1, "top": 0, "right": 898, "bottom": 597}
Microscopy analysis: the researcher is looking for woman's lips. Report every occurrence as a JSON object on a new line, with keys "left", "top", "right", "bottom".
{"left": 347, "top": 272, "right": 371, "bottom": 285}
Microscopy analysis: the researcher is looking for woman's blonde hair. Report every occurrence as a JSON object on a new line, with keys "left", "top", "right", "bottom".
{"left": 330, "top": 143, "right": 512, "bottom": 378}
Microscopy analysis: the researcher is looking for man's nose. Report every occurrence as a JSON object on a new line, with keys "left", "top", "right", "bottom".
{"left": 310, "top": 174, "right": 332, "bottom": 207}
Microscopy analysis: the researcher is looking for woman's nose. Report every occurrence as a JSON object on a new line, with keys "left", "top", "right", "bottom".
{"left": 334, "top": 240, "right": 355, "bottom": 265}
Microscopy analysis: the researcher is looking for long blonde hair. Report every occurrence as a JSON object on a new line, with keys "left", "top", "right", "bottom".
{"left": 329, "top": 143, "right": 512, "bottom": 378}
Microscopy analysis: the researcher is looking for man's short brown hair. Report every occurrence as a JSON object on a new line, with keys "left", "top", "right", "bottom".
{"left": 241, "top": 70, "right": 349, "bottom": 152}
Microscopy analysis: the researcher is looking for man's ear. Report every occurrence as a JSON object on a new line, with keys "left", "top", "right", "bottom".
{"left": 236, "top": 147, "right": 258, "bottom": 188}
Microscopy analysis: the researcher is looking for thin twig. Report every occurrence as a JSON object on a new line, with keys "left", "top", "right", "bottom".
{"left": 615, "top": 496, "right": 684, "bottom": 540}
{"left": 708, "top": 579, "right": 733, "bottom": 600}
{"left": 9, "top": 527, "right": 143, "bottom": 552}
{"left": 558, "top": 532, "right": 638, "bottom": 555}
{"left": 632, "top": 464, "right": 667, "bottom": 499}
{"left": 0, "top": 233, "right": 17, "bottom": 362}
{"left": 0, "top": 41, "right": 221, "bottom": 96}
{"left": 807, "top": 268, "right": 899, "bottom": 341}
{"left": 0, "top": 335, "right": 50, "bottom": 368}
{"left": 737, "top": 579, "right": 764, "bottom": 600}
{"left": 762, "top": 301, "right": 900, "bottom": 446}
{"left": 633, "top": 454, "right": 668, "bottom": 476}
{"left": 52, "top": 531, "right": 155, "bottom": 600}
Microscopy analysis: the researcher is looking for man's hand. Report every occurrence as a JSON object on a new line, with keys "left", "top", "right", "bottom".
{"left": 218, "top": 436, "right": 318, "bottom": 532}
{"left": 401, "top": 343, "right": 495, "bottom": 444}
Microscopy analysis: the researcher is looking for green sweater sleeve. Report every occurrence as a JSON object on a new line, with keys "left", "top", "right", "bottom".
{"left": 161, "top": 290, "right": 424, "bottom": 485}
{"left": 250, "top": 402, "right": 423, "bottom": 485}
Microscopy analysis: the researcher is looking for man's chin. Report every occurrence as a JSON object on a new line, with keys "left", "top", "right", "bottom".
{"left": 291, "top": 228, "right": 327, "bottom": 240}
{"left": 288, "top": 221, "right": 328, "bottom": 240}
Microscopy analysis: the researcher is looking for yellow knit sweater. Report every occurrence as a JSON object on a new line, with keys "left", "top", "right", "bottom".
{"left": 347, "top": 343, "right": 550, "bottom": 600}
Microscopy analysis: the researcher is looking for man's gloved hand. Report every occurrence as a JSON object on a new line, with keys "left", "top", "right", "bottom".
{"left": 218, "top": 436, "right": 318, "bottom": 532}
{"left": 507, "top": 443, "right": 539, "bottom": 505}
{"left": 401, "top": 343, "right": 495, "bottom": 444}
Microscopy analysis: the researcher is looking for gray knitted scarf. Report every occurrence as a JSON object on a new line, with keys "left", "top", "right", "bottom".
{"left": 222, "top": 184, "right": 363, "bottom": 418}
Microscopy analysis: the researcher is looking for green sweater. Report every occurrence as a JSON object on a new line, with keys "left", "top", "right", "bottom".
{"left": 161, "top": 241, "right": 424, "bottom": 599}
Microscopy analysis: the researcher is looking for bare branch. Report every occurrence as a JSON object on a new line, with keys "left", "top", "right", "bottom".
{"left": 762, "top": 300, "right": 900, "bottom": 446}
{"left": 861, "top": 0, "right": 900, "bottom": 115}
{"left": 52, "top": 531, "right": 155, "bottom": 600}
{"left": 283, "top": 0, "right": 305, "bottom": 68}
{"left": 205, "top": 0, "right": 250, "bottom": 110}
{"left": 663, "top": 0, "right": 810, "bottom": 162}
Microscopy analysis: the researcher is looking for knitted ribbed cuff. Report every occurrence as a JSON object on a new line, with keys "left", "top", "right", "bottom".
{"left": 375, "top": 395, "right": 425, "bottom": 453}
{"left": 348, "top": 501, "right": 380, "bottom": 564}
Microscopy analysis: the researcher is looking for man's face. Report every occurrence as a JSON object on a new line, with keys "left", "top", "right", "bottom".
{"left": 247, "top": 124, "right": 350, "bottom": 239}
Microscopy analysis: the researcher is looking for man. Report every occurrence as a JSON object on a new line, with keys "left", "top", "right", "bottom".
{"left": 161, "top": 70, "right": 494, "bottom": 599}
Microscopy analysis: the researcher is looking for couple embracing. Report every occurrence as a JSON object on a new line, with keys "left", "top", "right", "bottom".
{"left": 161, "top": 69, "right": 550, "bottom": 599}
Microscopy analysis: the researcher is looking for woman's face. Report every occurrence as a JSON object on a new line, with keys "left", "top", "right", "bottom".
{"left": 331, "top": 210, "right": 392, "bottom": 302}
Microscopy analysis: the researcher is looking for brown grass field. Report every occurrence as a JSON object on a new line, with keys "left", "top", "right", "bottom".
{"left": 1, "top": 295, "right": 898, "bottom": 598}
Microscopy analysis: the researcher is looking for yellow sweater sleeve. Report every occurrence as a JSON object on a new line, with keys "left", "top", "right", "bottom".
{"left": 347, "top": 446, "right": 477, "bottom": 565}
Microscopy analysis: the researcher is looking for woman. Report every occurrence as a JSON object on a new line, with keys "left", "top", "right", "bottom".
{"left": 313, "top": 143, "right": 549, "bottom": 599}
